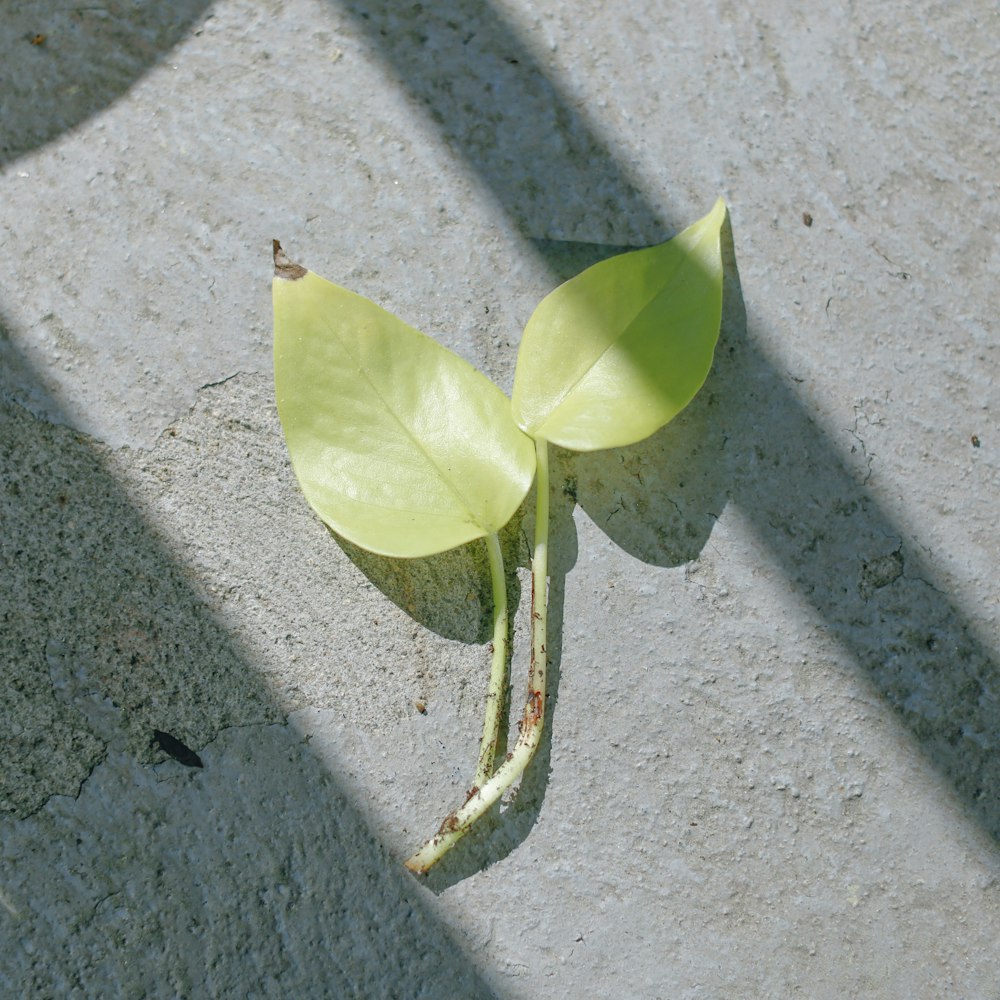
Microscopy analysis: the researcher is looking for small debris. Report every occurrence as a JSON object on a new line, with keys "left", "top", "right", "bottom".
{"left": 860, "top": 549, "right": 904, "bottom": 599}
{"left": 802, "top": 211, "right": 813, "bottom": 227}
{"left": 30, "top": 33, "right": 47, "bottom": 46}
{"left": 971, "top": 434, "right": 981, "bottom": 448}
{"left": 152, "top": 730, "right": 203, "bottom": 768}
{"left": 415, "top": 700, "right": 427, "bottom": 715}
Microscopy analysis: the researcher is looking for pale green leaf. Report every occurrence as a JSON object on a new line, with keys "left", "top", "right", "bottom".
{"left": 273, "top": 244, "right": 536, "bottom": 558}
{"left": 511, "top": 198, "right": 726, "bottom": 451}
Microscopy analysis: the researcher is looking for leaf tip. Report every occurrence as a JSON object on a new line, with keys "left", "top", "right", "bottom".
{"left": 273, "top": 239, "right": 307, "bottom": 281}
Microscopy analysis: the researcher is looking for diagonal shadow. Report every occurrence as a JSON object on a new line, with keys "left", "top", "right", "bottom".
{"left": 0, "top": 330, "right": 502, "bottom": 995}
{"left": 336, "top": 0, "right": 1000, "bottom": 843}
{"left": 3, "top": 0, "right": 994, "bottom": 919}
{"left": 0, "top": 0, "right": 213, "bottom": 168}
{"left": 1, "top": 0, "right": 723, "bottom": 882}
{"left": 1, "top": 1, "right": 218, "bottom": 430}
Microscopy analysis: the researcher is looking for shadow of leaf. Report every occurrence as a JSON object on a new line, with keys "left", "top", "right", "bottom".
{"left": 333, "top": 507, "right": 529, "bottom": 645}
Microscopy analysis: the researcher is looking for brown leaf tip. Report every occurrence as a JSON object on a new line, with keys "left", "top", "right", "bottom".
{"left": 272, "top": 239, "right": 307, "bottom": 280}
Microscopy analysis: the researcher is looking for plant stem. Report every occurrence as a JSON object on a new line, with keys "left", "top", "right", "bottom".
{"left": 405, "top": 438, "right": 550, "bottom": 874}
{"left": 474, "top": 533, "right": 509, "bottom": 788}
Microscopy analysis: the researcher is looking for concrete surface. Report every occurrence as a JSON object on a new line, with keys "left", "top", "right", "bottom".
{"left": 2, "top": 0, "right": 999, "bottom": 997}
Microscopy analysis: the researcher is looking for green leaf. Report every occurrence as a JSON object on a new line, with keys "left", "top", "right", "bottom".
{"left": 511, "top": 198, "right": 726, "bottom": 451}
{"left": 272, "top": 244, "right": 536, "bottom": 558}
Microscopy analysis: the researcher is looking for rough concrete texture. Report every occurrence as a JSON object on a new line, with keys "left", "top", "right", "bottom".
{"left": 2, "top": 1, "right": 998, "bottom": 997}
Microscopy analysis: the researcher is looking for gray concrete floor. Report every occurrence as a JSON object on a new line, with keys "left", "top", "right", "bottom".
{"left": 2, "top": 1, "right": 999, "bottom": 997}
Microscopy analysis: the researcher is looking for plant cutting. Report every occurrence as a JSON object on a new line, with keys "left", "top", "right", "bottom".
{"left": 272, "top": 198, "right": 726, "bottom": 873}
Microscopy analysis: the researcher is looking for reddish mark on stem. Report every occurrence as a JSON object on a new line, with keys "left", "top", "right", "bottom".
{"left": 526, "top": 689, "right": 543, "bottom": 724}
{"left": 436, "top": 811, "right": 461, "bottom": 836}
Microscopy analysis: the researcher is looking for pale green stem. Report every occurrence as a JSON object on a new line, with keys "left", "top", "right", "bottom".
{"left": 474, "top": 533, "right": 509, "bottom": 788}
{"left": 406, "top": 438, "right": 550, "bottom": 874}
